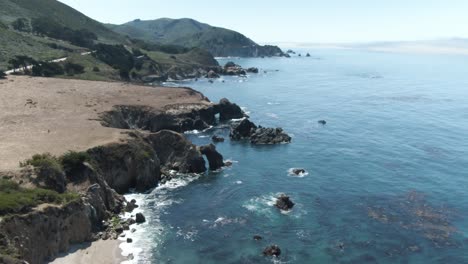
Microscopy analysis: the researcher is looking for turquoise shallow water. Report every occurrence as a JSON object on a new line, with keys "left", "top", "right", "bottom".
{"left": 125, "top": 49, "right": 468, "bottom": 263}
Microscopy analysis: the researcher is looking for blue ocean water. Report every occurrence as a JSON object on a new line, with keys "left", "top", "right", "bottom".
{"left": 123, "top": 49, "right": 468, "bottom": 263}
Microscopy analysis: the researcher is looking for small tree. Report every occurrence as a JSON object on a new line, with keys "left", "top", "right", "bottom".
{"left": 11, "top": 18, "right": 31, "bottom": 32}
{"left": 0, "top": 70, "right": 6, "bottom": 79}
{"left": 64, "top": 62, "right": 85, "bottom": 76}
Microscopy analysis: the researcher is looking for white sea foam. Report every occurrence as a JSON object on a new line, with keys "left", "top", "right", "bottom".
{"left": 287, "top": 168, "right": 309, "bottom": 178}
{"left": 266, "top": 113, "right": 279, "bottom": 119}
{"left": 119, "top": 174, "right": 202, "bottom": 263}
{"left": 235, "top": 180, "right": 243, "bottom": 185}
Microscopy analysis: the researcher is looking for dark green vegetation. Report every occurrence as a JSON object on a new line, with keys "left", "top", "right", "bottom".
{"left": 60, "top": 151, "right": 90, "bottom": 174}
{"left": 0, "top": 179, "right": 79, "bottom": 215}
{"left": 107, "top": 18, "right": 285, "bottom": 57}
{"left": 0, "top": 70, "right": 5, "bottom": 79}
{"left": 0, "top": 0, "right": 220, "bottom": 81}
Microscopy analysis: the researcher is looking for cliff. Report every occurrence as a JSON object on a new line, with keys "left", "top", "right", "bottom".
{"left": 0, "top": 76, "right": 244, "bottom": 263}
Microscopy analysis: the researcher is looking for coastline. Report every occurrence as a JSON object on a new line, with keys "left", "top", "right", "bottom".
{"left": 49, "top": 240, "right": 124, "bottom": 264}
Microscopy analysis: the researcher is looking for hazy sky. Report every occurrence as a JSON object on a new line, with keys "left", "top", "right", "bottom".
{"left": 59, "top": 0, "right": 468, "bottom": 44}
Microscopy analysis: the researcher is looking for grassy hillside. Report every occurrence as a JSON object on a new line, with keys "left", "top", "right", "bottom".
{"left": 0, "top": 0, "right": 124, "bottom": 43}
{"left": 108, "top": 18, "right": 285, "bottom": 57}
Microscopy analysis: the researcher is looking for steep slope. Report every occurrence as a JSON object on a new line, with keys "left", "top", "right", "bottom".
{"left": 0, "top": 0, "right": 124, "bottom": 43}
{"left": 108, "top": 18, "right": 285, "bottom": 57}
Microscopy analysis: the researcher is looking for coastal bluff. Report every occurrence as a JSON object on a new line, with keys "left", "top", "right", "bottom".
{"left": 0, "top": 76, "right": 242, "bottom": 263}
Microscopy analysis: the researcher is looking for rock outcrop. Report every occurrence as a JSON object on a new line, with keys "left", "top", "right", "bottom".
{"left": 263, "top": 245, "right": 282, "bottom": 257}
{"left": 199, "top": 144, "right": 225, "bottom": 170}
{"left": 148, "top": 130, "right": 206, "bottom": 173}
{"left": 214, "top": 98, "right": 246, "bottom": 122}
{"left": 275, "top": 194, "right": 295, "bottom": 211}
{"left": 211, "top": 135, "right": 225, "bottom": 143}
{"left": 230, "top": 119, "right": 291, "bottom": 144}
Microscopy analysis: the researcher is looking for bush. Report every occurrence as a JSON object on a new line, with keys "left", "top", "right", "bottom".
{"left": 94, "top": 44, "right": 134, "bottom": 71}
{"left": 20, "top": 153, "right": 68, "bottom": 193}
{"left": 63, "top": 62, "right": 85, "bottom": 76}
{"left": 11, "top": 18, "right": 31, "bottom": 32}
{"left": 0, "top": 179, "right": 79, "bottom": 215}
{"left": 92, "top": 66, "right": 100, "bottom": 72}
{"left": 31, "top": 61, "right": 64, "bottom": 77}
{"left": 60, "top": 151, "right": 90, "bottom": 173}
{"left": 0, "top": 71, "right": 6, "bottom": 79}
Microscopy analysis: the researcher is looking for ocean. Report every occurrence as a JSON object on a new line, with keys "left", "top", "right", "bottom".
{"left": 120, "top": 49, "right": 468, "bottom": 263}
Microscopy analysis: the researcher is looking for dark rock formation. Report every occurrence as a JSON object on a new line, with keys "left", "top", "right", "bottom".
{"left": 253, "top": 235, "right": 263, "bottom": 241}
{"left": 275, "top": 194, "right": 295, "bottom": 211}
{"left": 211, "top": 135, "right": 225, "bottom": 143}
{"left": 292, "top": 168, "right": 306, "bottom": 175}
{"left": 318, "top": 120, "right": 327, "bottom": 125}
{"left": 246, "top": 67, "right": 259, "bottom": 73}
{"left": 214, "top": 98, "right": 245, "bottom": 122}
{"left": 230, "top": 119, "right": 257, "bottom": 140}
{"left": 199, "top": 144, "right": 225, "bottom": 170}
{"left": 224, "top": 62, "right": 239, "bottom": 68}
{"left": 250, "top": 127, "right": 291, "bottom": 144}
{"left": 206, "top": 70, "right": 220, "bottom": 79}
{"left": 263, "top": 245, "right": 281, "bottom": 257}
{"left": 306, "top": 53, "right": 311, "bottom": 57}
{"left": 135, "top": 213, "right": 146, "bottom": 223}
{"left": 230, "top": 119, "right": 291, "bottom": 144}
{"left": 148, "top": 130, "right": 206, "bottom": 173}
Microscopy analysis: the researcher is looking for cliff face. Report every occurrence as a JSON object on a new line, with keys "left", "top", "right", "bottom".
{"left": 0, "top": 91, "right": 245, "bottom": 263}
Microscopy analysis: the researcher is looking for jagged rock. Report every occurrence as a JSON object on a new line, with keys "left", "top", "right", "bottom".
{"left": 148, "top": 130, "right": 206, "bottom": 173}
{"left": 215, "top": 98, "right": 245, "bottom": 122}
{"left": 206, "top": 70, "right": 220, "bottom": 78}
{"left": 275, "top": 194, "right": 295, "bottom": 211}
{"left": 318, "top": 120, "right": 326, "bottom": 125}
{"left": 211, "top": 135, "right": 225, "bottom": 143}
{"left": 246, "top": 67, "right": 259, "bottom": 73}
{"left": 199, "top": 144, "right": 225, "bottom": 170}
{"left": 135, "top": 213, "right": 146, "bottom": 223}
{"left": 263, "top": 245, "right": 281, "bottom": 257}
{"left": 250, "top": 127, "right": 291, "bottom": 144}
{"left": 230, "top": 119, "right": 291, "bottom": 144}
{"left": 230, "top": 119, "right": 257, "bottom": 140}
{"left": 127, "top": 238, "right": 133, "bottom": 243}
{"left": 115, "top": 225, "right": 124, "bottom": 234}
{"left": 306, "top": 53, "right": 311, "bottom": 57}
{"left": 125, "top": 199, "right": 139, "bottom": 212}
{"left": 253, "top": 235, "right": 263, "bottom": 241}
{"left": 131, "top": 228, "right": 136, "bottom": 233}
{"left": 292, "top": 169, "right": 306, "bottom": 175}
{"left": 88, "top": 138, "right": 161, "bottom": 194}
{"left": 224, "top": 62, "right": 239, "bottom": 68}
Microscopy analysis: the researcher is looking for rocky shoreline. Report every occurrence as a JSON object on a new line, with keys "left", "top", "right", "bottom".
{"left": 0, "top": 76, "right": 291, "bottom": 263}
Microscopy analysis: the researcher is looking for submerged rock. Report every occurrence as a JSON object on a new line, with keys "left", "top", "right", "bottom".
{"left": 306, "top": 53, "right": 311, "bottom": 57}
{"left": 318, "top": 120, "right": 327, "bottom": 125}
{"left": 263, "top": 245, "right": 281, "bottom": 257}
{"left": 135, "top": 213, "right": 146, "bottom": 223}
{"left": 253, "top": 235, "right": 263, "bottom": 241}
{"left": 275, "top": 194, "right": 295, "bottom": 211}
{"left": 246, "top": 67, "right": 259, "bottom": 73}
{"left": 199, "top": 144, "right": 225, "bottom": 170}
{"left": 211, "top": 135, "right": 225, "bottom": 143}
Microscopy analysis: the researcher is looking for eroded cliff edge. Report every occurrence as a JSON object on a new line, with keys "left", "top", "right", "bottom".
{"left": 0, "top": 76, "right": 244, "bottom": 264}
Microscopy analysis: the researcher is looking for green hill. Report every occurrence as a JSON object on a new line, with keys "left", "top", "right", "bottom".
{"left": 108, "top": 18, "right": 285, "bottom": 57}
{"left": 0, "top": 1, "right": 220, "bottom": 82}
{"left": 0, "top": 0, "right": 124, "bottom": 43}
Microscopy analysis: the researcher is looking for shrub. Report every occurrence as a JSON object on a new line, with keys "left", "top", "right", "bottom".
{"left": 0, "top": 179, "right": 79, "bottom": 215}
{"left": 20, "top": 153, "right": 66, "bottom": 193}
{"left": 11, "top": 18, "right": 31, "bottom": 32}
{"left": 63, "top": 62, "right": 85, "bottom": 76}
{"left": 0, "top": 71, "right": 6, "bottom": 79}
{"left": 94, "top": 44, "right": 134, "bottom": 71}
{"left": 92, "top": 66, "right": 100, "bottom": 72}
{"left": 60, "top": 151, "right": 90, "bottom": 173}
{"left": 31, "top": 61, "right": 64, "bottom": 77}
